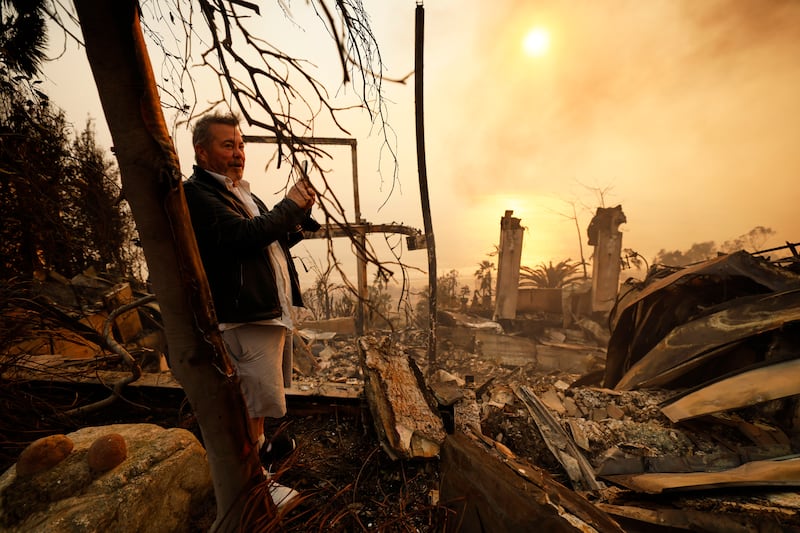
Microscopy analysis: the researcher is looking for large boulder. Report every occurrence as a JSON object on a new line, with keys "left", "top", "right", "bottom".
{"left": 0, "top": 423, "right": 212, "bottom": 532}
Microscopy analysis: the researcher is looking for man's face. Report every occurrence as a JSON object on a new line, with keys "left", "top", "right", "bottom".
{"left": 196, "top": 123, "right": 246, "bottom": 182}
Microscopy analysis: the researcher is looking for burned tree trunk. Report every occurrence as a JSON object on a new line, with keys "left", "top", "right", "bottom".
{"left": 73, "top": 1, "right": 263, "bottom": 529}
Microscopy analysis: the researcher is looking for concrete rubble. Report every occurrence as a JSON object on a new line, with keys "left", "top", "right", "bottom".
{"left": 3, "top": 247, "right": 800, "bottom": 530}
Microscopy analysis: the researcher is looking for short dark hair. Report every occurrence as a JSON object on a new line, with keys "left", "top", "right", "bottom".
{"left": 192, "top": 112, "right": 241, "bottom": 160}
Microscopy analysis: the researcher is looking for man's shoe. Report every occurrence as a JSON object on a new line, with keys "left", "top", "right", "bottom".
{"left": 259, "top": 433, "right": 296, "bottom": 470}
{"left": 262, "top": 467, "right": 300, "bottom": 510}
{"left": 270, "top": 481, "right": 300, "bottom": 510}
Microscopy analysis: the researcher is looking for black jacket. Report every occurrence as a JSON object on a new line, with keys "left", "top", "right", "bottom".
{"left": 183, "top": 166, "right": 320, "bottom": 324}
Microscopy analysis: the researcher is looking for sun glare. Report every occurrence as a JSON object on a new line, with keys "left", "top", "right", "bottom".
{"left": 523, "top": 27, "right": 550, "bottom": 57}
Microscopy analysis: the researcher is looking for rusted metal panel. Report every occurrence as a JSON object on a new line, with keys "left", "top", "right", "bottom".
{"left": 661, "top": 357, "right": 800, "bottom": 423}
{"left": 603, "top": 456, "right": 800, "bottom": 494}
{"left": 615, "top": 289, "right": 800, "bottom": 390}
{"left": 515, "top": 386, "right": 604, "bottom": 492}
{"left": 605, "top": 251, "right": 800, "bottom": 389}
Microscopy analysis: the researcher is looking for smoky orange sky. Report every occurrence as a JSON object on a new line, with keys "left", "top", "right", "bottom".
{"left": 42, "top": 0, "right": 800, "bottom": 287}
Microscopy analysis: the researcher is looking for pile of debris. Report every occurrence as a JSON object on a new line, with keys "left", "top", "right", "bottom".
{"left": 332, "top": 249, "right": 800, "bottom": 531}
{"left": 3, "top": 248, "right": 800, "bottom": 531}
{"left": 443, "top": 250, "right": 800, "bottom": 531}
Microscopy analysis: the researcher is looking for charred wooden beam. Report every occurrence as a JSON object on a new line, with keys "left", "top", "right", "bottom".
{"left": 357, "top": 336, "right": 445, "bottom": 460}
{"left": 291, "top": 329, "right": 320, "bottom": 377}
{"left": 597, "top": 502, "right": 779, "bottom": 532}
{"left": 440, "top": 431, "right": 624, "bottom": 533}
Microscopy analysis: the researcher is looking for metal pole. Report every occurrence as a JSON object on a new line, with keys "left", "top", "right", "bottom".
{"left": 415, "top": 3, "right": 437, "bottom": 367}
{"left": 351, "top": 142, "right": 367, "bottom": 336}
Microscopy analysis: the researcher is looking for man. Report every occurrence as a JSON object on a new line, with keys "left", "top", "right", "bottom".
{"left": 183, "top": 112, "right": 318, "bottom": 486}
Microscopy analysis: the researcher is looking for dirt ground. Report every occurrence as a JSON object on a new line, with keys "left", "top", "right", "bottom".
{"left": 257, "top": 414, "right": 448, "bottom": 532}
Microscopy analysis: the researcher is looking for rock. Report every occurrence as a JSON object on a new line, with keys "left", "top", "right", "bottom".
{"left": 453, "top": 390, "right": 481, "bottom": 435}
{"left": 553, "top": 380, "right": 570, "bottom": 392}
{"left": 0, "top": 423, "right": 212, "bottom": 533}
{"left": 606, "top": 404, "right": 625, "bottom": 420}
{"left": 429, "top": 380, "right": 465, "bottom": 407}
{"left": 431, "top": 369, "right": 465, "bottom": 387}
{"left": 544, "top": 328, "right": 567, "bottom": 343}
{"left": 87, "top": 433, "right": 127, "bottom": 473}
{"left": 575, "top": 317, "right": 611, "bottom": 347}
{"left": 540, "top": 389, "right": 565, "bottom": 415}
{"left": 15, "top": 435, "right": 74, "bottom": 479}
{"left": 563, "top": 396, "right": 580, "bottom": 417}
{"left": 487, "top": 385, "right": 515, "bottom": 408}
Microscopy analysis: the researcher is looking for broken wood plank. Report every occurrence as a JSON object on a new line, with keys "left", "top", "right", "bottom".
{"left": 603, "top": 456, "right": 800, "bottom": 494}
{"left": 3, "top": 362, "right": 182, "bottom": 388}
{"left": 357, "top": 336, "right": 446, "bottom": 460}
{"left": 661, "top": 357, "right": 800, "bottom": 422}
{"left": 297, "top": 317, "right": 356, "bottom": 335}
{"left": 515, "top": 385, "right": 604, "bottom": 491}
{"left": 103, "top": 282, "right": 143, "bottom": 343}
{"left": 466, "top": 422, "right": 515, "bottom": 458}
{"left": 440, "top": 432, "right": 624, "bottom": 533}
{"left": 291, "top": 329, "right": 320, "bottom": 377}
{"left": 428, "top": 380, "right": 465, "bottom": 407}
{"left": 596, "top": 503, "right": 770, "bottom": 533}
{"left": 9, "top": 329, "right": 103, "bottom": 360}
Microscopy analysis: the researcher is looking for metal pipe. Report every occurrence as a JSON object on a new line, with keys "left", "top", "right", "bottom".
{"left": 415, "top": 3, "right": 437, "bottom": 367}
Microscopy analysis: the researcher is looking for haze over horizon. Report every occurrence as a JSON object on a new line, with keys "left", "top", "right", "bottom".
{"left": 41, "top": 0, "right": 800, "bottom": 291}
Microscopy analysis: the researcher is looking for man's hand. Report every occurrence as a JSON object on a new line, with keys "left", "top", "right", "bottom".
{"left": 287, "top": 179, "right": 316, "bottom": 210}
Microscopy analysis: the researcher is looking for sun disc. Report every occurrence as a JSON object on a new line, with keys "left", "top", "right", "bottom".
{"left": 523, "top": 27, "right": 550, "bottom": 57}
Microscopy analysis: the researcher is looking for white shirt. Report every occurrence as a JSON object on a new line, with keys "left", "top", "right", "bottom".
{"left": 206, "top": 170, "right": 295, "bottom": 331}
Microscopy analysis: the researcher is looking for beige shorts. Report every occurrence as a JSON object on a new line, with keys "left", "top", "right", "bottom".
{"left": 221, "top": 324, "right": 293, "bottom": 419}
